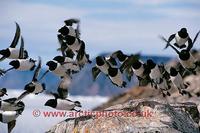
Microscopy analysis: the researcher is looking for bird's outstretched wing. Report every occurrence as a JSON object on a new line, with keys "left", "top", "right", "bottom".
{"left": 64, "top": 18, "right": 80, "bottom": 26}
{"left": 8, "top": 120, "right": 16, "bottom": 133}
{"left": 92, "top": 67, "right": 101, "bottom": 80}
{"left": 3, "top": 98, "right": 17, "bottom": 104}
{"left": 19, "top": 37, "right": 24, "bottom": 59}
{"left": 32, "top": 57, "right": 41, "bottom": 82}
{"left": 10, "top": 22, "right": 21, "bottom": 48}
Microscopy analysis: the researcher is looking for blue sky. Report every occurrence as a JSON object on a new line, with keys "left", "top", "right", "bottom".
{"left": 0, "top": 0, "right": 200, "bottom": 62}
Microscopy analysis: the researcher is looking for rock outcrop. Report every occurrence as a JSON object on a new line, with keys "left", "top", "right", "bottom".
{"left": 46, "top": 99, "right": 200, "bottom": 133}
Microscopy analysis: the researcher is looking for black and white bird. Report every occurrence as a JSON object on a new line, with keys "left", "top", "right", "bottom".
{"left": 161, "top": 36, "right": 200, "bottom": 75}
{"left": 111, "top": 50, "right": 128, "bottom": 64}
{"left": 0, "top": 98, "right": 25, "bottom": 111}
{"left": 169, "top": 67, "right": 191, "bottom": 96}
{"left": 53, "top": 55, "right": 80, "bottom": 73}
{"left": 131, "top": 60, "right": 151, "bottom": 86}
{"left": 45, "top": 98, "right": 82, "bottom": 112}
{"left": 58, "top": 18, "right": 80, "bottom": 38}
{"left": 147, "top": 59, "right": 171, "bottom": 97}
{"left": 0, "top": 107, "right": 24, "bottom": 133}
{"left": 4, "top": 37, "right": 35, "bottom": 73}
{"left": 0, "top": 22, "right": 28, "bottom": 61}
{"left": 163, "top": 28, "right": 200, "bottom": 51}
{"left": 60, "top": 35, "right": 81, "bottom": 53}
{"left": 0, "top": 88, "right": 8, "bottom": 98}
{"left": 108, "top": 67, "right": 127, "bottom": 88}
{"left": 92, "top": 56, "right": 110, "bottom": 80}
{"left": 49, "top": 76, "right": 71, "bottom": 99}
{"left": 17, "top": 57, "right": 45, "bottom": 99}
{"left": 44, "top": 60, "right": 72, "bottom": 79}
{"left": 76, "top": 41, "right": 92, "bottom": 67}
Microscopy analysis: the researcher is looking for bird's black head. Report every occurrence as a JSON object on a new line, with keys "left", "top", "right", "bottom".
{"left": 65, "top": 36, "right": 75, "bottom": 45}
{"left": 108, "top": 67, "right": 118, "bottom": 77}
{"left": 46, "top": 61, "right": 57, "bottom": 71}
{"left": 45, "top": 99, "right": 57, "bottom": 108}
{"left": 179, "top": 50, "right": 190, "bottom": 60}
{"left": 170, "top": 67, "right": 178, "bottom": 76}
{"left": 146, "top": 59, "right": 156, "bottom": 69}
{"left": 1, "top": 88, "right": 7, "bottom": 95}
{"left": 53, "top": 56, "right": 65, "bottom": 63}
{"left": 9, "top": 60, "right": 20, "bottom": 69}
{"left": 58, "top": 26, "right": 69, "bottom": 36}
{"left": 74, "top": 101, "right": 82, "bottom": 107}
{"left": 96, "top": 56, "right": 105, "bottom": 66}
{"left": 117, "top": 51, "right": 127, "bottom": 62}
{"left": 179, "top": 28, "right": 188, "bottom": 38}
{"left": 0, "top": 48, "right": 10, "bottom": 57}
{"left": 132, "top": 60, "right": 142, "bottom": 69}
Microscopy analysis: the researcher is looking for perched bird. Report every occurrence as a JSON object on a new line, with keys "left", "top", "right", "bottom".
{"left": 0, "top": 88, "right": 8, "bottom": 98}
{"left": 0, "top": 22, "right": 28, "bottom": 61}
{"left": 4, "top": 37, "right": 35, "bottom": 73}
{"left": 0, "top": 107, "right": 24, "bottom": 133}
{"left": 161, "top": 36, "right": 200, "bottom": 75}
{"left": 163, "top": 28, "right": 200, "bottom": 51}
{"left": 45, "top": 98, "right": 82, "bottom": 112}
{"left": 17, "top": 57, "right": 45, "bottom": 100}
{"left": 147, "top": 59, "right": 171, "bottom": 97}
{"left": 108, "top": 67, "right": 127, "bottom": 88}
{"left": 169, "top": 67, "right": 191, "bottom": 97}
{"left": 0, "top": 98, "right": 25, "bottom": 111}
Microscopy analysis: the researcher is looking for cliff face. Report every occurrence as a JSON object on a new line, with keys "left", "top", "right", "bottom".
{"left": 46, "top": 99, "right": 200, "bottom": 133}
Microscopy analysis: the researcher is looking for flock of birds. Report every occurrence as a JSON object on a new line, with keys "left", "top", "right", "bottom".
{"left": 0, "top": 18, "right": 200, "bottom": 133}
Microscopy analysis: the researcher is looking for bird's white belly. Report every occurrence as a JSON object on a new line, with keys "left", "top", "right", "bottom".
{"left": 175, "top": 34, "right": 188, "bottom": 46}
{"left": 68, "top": 39, "right": 80, "bottom": 52}
{"left": 56, "top": 99, "right": 74, "bottom": 110}
{"left": 132, "top": 66, "right": 144, "bottom": 77}
{"left": 150, "top": 66, "right": 161, "bottom": 80}
{"left": 97, "top": 64, "right": 109, "bottom": 74}
{"left": 171, "top": 74, "right": 185, "bottom": 89}
{"left": 8, "top": 48, "right": 19, "bottom": 59}
{"left": 78, "top": 54, "right": 88, "bottom": 65}
{"left": 1, "top": 111, "right": 18, "bottom": 123}
{"left": 1, "top": 102, "right": 21, "bottom": 111}
{"left": 32, "top": 83, "right": 43, "bottom": 94}
{"left": 59, "top": 76, "right": 72, "bottom": 89}
{"left": 110, "top": 71, "right": 123, "bottom": 86}
{"left": 157, "top": 79, "right": 169, "bottom": 91}
{"left": 18, "top": 59, "right": 35, "bottom": 70}
{"left": 53, "top": 66, "right": 67, "bottom": 77}
{"left": 67, "top": 26, "right": 76, "bottom": 37}
{"left": 180, "top": 56, "right": 195, "bottom": 69}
